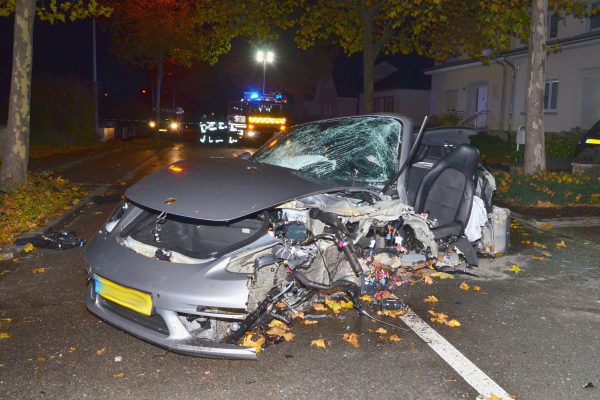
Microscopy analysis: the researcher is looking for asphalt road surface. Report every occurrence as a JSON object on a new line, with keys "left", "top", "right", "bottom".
{"left": 1, "top": 140, "right": 599, "bottom": 399}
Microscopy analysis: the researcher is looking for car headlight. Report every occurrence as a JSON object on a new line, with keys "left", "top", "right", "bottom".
{"left": 148, "top": 121, "right": 156, "bottom": 128}
{"left": 104, "top": 201, "right": 129, "bottom": 234}
{"left": 169, "top": 122, "right": 179, "bottom": 130}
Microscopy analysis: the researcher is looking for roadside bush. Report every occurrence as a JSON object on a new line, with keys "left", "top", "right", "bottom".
{"left": 30, "top": 75, "right": 96, "bottom": 146}
{"left": 493, "top": 169, "right": 600, "bottom": 207}
{"left": 0, "top": 173, "right": 87, "bottom": 244}
{"left": 545, "top": 129, "right": 582, "bottom": 158}
{"left": 427, "top": 112, "right": 463, "bottom": 128}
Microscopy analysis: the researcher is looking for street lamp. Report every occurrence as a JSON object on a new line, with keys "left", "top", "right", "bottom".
{"left": 256, "top": 50, "right": 274, "bottom": 94}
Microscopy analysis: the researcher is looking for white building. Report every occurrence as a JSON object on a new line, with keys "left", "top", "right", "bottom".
{"left": 426, "top": 4, "right": 600, "bottom": 134}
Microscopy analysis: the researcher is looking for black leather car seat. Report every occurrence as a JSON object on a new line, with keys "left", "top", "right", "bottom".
{"left": 413, "top": 144, "right": 480, "bottom": 266}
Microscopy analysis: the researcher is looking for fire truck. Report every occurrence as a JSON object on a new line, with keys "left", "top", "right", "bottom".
{"left": 227, "top": 92, "right": 289, "bottom": 143}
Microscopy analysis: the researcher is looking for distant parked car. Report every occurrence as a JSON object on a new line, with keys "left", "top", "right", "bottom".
{"left": 574, "top": 120, "right": 600, "bottom": 163}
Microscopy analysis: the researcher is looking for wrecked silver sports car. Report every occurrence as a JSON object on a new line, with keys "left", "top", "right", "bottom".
{"left": 85, "top": 114, "right": 510, "bottom": 359}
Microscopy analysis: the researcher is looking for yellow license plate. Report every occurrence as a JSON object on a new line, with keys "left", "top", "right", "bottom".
{"left": 93, "top": 275, "right": 152, "bottom": 316}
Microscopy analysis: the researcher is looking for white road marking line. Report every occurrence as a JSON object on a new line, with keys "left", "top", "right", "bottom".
{"left": 400, "top": 310, "right": 513, "bottom": 400}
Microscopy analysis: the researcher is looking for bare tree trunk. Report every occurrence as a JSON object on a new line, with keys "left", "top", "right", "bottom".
{"left": 524, "top": 0, "right": 547, "bottom": 174}
{"left": 155, "top": 48, "right": 164, "bottom": 124}
{"left": 0, "top": 0, "right": 35, "bottom": 192}
{"left": 361, "top": 13, "right": 375, "bottom": 114}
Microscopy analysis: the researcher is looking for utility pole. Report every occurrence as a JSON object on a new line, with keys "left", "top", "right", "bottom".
{"left": 92, "top": 18, "right": 99, "bottom": 140}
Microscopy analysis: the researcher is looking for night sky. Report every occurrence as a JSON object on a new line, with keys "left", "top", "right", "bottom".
{"left": 1, "top": 15, "right": 432, "bottom": 124}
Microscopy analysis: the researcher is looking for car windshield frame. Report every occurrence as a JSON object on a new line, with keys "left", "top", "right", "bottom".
{"left": 251, "top": 115, "right": 407, "bottom": 188}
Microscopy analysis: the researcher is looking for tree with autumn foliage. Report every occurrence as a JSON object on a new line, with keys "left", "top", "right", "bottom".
{"left": 0, "top": 0, "right": 111, "bottom": 192}
{"left": 102, "top": 0, "right": 294, "bottom": 124}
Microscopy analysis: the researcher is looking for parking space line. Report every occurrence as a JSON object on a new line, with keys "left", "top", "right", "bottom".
{"left": 400, "top": 310, "right": 512, "bottom": 400}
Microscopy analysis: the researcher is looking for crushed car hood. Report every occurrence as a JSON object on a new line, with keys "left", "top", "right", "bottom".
{"left": 126, "top": 157, "right": 352, "bottom": 221}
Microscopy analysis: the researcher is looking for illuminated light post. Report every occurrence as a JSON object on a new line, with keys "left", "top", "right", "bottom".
{"left": 256, "top": 50, "right": 274, "bottom": 94}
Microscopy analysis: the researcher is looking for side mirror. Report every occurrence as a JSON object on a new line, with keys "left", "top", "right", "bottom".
{"left": 237, "top": 152, "right": 251, "bottom": 160}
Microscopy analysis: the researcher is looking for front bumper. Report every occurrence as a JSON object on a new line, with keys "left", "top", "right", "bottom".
{"left": 86, "top": 283, "right": 257, "bottom": 360}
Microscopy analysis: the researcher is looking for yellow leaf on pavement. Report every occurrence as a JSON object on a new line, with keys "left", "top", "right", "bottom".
{"left": 422, "top": 274, "right": 434, "bottom": 285}
{"left": 266, "top": 327, "right": 288, "bottom": 337}
{"left": 472, "top": 286, "right": 481, "bottom": 291}
{"left": 430, "top": 271, "right": 454, "bottom": 280}
{"left": 556, "top": 240, "right": 567, "bottom": 248}
{"left": 388, "top": 334, "right": 403, "bottom": 342}
{"left": 112, "top": 373, "right": 124, "bottom": 378}
{"left": 325, "top": 297, "right": 342, "bottom": 314}
{"left": 0, "top": 333, "right": 10, "bottom": 339}
{"left": 359, "top": 295, "right": 373, "bottom": 303}
{"left": 446, "top": 319, "right": 461, "bottom": 327}
{"left": 291, "top": 312, "right": 305, "bottom": 319}
{"left": 96, "top": 348, "right": 106, "bottom": 355}
{"left": 310, "top": 339, "right": 329, "bottom": 349}
{"left": 303, "top": 320, "right": 318, "bottom": 325}
{"left": 281, "top": 332, "right": 295, "bottom": 341}
{"left": 424, "top": 295, "right": 439, "bottom": 303}
{"left": 509, "top": 265, "right": 522, "bottom": 274}
{"left": 342, "top": 332, "right": 360, "bottom": 348}
{"left": 532, "top": 241, "right": 547, "bottom": 249}
{"left": 267, "top": 320, "right": 287, "bottom": 329}
{"left": 531, "top": 256, "right": 545, "bottom": 260}
{"left": 540, "top": 223, "right": 553, "bottom": 229}
{"left": 374, "top": 327, "right": 387, "bottom": 335}
{"left": 241, "top": 333, "right": 265, "bottom": 353}
{"left": 313, "top": 303, "right": 327, "bottom": 312}
{"left": 459, "top": 282, "right": 470, "bottom": 291}
{"left": 23, "top": 243, "right": 35, "bottom": 253}
{"left": 542, "top": 252, "right": 552, "bottom": 257}
{"left": 31, "top": 267, "right": 52, "bottom": 274}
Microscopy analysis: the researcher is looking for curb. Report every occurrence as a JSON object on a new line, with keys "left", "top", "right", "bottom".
{"left": 510, "top": 210, "right": 600, "bottom": 228}
{"left": 0, "top": 183, "right": 112, "bottom": 261}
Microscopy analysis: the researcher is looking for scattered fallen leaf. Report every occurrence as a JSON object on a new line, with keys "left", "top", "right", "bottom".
{"left": 556, "top": 240, "right": 567, "bottom": 249}
{"left": 446, "top": 319, "right": 461, "bottom": 327}
{"left": 11, "top": 257, "right": 21, "bottom": 262}
{"left": 312, "top": 303, "right": 327, "bottom": 312}
{"left": 303, "top": 320, "right": 318, "bottom": 325}
{"left": 310, "top": 338, "right": 329, "bottom": 349}
{"left": 96, "top": 348, "right": 106, "bottom": 355}
{"left": 342, "top": 333, "right": 360, "bottom": 348}
{"left": 241, "top": 333, "right": 265, "bottom": 353}
{"left": 422, "top": 274, "right": 434, "bottom": 285}
{"left": 275, "top": 302, "right": 287, "bottom": 308}
{"left": 388, "top": 334, "right": 403, "bottom": 342}
{"left": 374, "top": 327, "right": 387, "bottom": 335}
{"left": 23, "top": 243, "right": 35, "bottom": 253}
{"left": 531, "top": 256, "right": 545, "bottom": 261}
{"left": 267, "top": 320, "right": 287, "bottom": 329}
{"left": 280, "top": 332, "right": 295, "bottom": 341}
{"left": 359, "top": 295, "right": 373, "bottom": 303}
{"left": 532, "top": 241, "right": 547, "bottom": 249}
{"left": 430, "top": 271, "right": 454, "bottom": 280}
{"left": 383, "top": 310, "right": 407, "bottom": 318}
{"left": 324, "top": 297, "right": 342, "bottom": 313}
{"left": 291, "top": 312, "right": 304, "bottom": 319}
{"left": 459, "top": 282, "right": 470, "bottom": 291}
{"left": 37, "top": 357, "right": 46, "bottom": 362}
{"left": 31, "top": 267, "right": 52, "bottom": 274}
{"left": 0, "top": 333, "right": 10, "bottom": 339}
{"left": 509, "top": 265, "right": 522, "bottom": 274}
{"left": 94, "top": 211, "right": 103, "bottom": 215}
{"left": 424, "top": 295, "right": 439, "bottom": 303}
{"left": 204, "top": 370, "right": 211, "bottom": 375}
{"left": 542, "top": 251, "right": 552, "bottom": 257}
{"left": 113, "top": 373, "right": 124, "bottom": 378}
{"left": 472, "top": 286, "right": 481, "bottom": 291}
{"left": 583, "top": 220, "right": 590, "bottom": 225}
{"left": 266, "top": 327, "right": 288, "bottom": 337}
{"left": 540, "top": 223, "right": 553, "bottom": 229}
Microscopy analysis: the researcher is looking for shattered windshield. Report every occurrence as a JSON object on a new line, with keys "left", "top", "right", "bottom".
{"left": 252, "top": 116, "right": 402, "bottom": 185}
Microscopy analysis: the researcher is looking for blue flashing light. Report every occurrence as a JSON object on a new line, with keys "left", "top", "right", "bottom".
{"left": 249, "top": 92, "right": 259, "bottom": 99}
{"left": 275, "top": 94, "right": 282, "bottom": 99}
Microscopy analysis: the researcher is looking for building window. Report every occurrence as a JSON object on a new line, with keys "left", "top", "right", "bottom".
{"left": 544, "top": 80, "right": 559, "bottom": 112}
{"left": 548, "top": 12, "right": 559, "bottom": 38}
{"left": 590, "top": 2, "right": 600, "bottom": 30}
{"left": 383, "top": 96, "right": 394, "bottom": 112}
